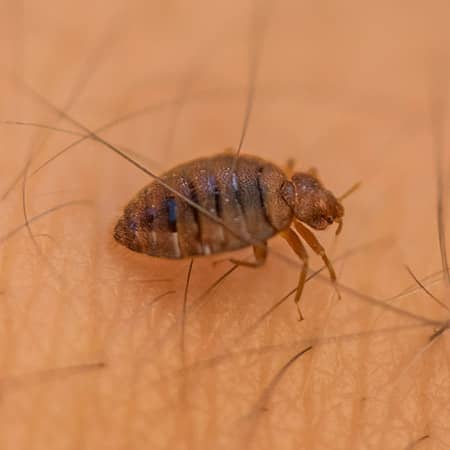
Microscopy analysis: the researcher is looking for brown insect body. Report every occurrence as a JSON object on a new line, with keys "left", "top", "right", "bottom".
{"left": 114, "top": 151, "right": 346, "bottom": 320}
{"left": 114, "top": 153, "right": 292, "bottom": 258}
{"left": 114, "top": 152, "right": 343, "bottom": 260}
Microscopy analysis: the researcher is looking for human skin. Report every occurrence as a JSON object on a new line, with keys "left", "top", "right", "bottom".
{"left": 1, "top": 1, "right": 449, "bottom": 450}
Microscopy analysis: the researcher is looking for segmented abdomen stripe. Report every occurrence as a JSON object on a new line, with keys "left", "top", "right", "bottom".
{"left": 209, "top": 175, "right": 222, "bottom": 219}
{"left": 231, "top": 172, "right": 245, "bottom": 211}
{"left": 186, "top": 179, "right": 201, "bottom": 238}
{"left": 159, "top": 165, "right": 275, "bottom": 256}
{"left": 165, "top": 196, "right": 177, "bottom": 233}
{"left": 256, "top": 167, "right": 272, "bottom": 226}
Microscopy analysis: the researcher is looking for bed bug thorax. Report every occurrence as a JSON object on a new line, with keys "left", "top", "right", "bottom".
{"left": 280, "top": 172, "right": 344, "bottom": 232}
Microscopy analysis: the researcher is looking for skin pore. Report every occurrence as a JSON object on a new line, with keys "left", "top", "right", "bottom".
{"left": 1, "top": 1, "right": 449, "bottom": 449}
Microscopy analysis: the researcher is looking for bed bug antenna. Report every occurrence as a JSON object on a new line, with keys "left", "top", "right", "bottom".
{"left": 338, "top": 181, "right": 361, "bottom": 202}
{"left": 335, "top": 217, "right": 343, "bottom": 236}
{"left": 335, "top": 181, "right": 361, "bottom": 235}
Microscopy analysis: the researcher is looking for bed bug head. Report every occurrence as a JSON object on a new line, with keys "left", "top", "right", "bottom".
{"left": 281, "top": 172, "right": 344, "bottom": 234}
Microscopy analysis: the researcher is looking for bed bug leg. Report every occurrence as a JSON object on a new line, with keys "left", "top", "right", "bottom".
{"left": 284, "top": 158, "right": 296, "bottom": 178}
{"left": 229, "top": 242, "right": 268, "bottom": 268}
{"left": 294, "top": 220, "right": 341, "bottom": 299}
{"left": 307, "top": 167, "right": 319, "bottom": 179}
{"left": 280, "top": 228, "right": 308, "bottom": 321}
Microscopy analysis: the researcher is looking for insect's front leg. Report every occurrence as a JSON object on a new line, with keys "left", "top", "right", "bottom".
{"left": 280, "top": 227, "right": 309, "bottom": 321}
{"left": 294, "top": 220, "right": 341, "bottom": 300}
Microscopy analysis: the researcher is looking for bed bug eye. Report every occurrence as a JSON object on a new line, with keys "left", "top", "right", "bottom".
{"left": 326, "top": 216, "right": 333, "bottom": 224}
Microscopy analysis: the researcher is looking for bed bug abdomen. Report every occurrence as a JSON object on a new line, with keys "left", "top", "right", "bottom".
{"left": 114, "top": 153, "right": 292, "bottom": 259}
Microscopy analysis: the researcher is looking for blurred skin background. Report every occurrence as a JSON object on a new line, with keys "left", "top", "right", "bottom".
{"left": 1, "top": 1, "right": 450, "bottom": 449}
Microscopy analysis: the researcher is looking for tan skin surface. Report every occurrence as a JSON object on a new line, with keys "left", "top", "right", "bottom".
{"left": 1, "top": 1, "right": 450, "bottom": 449}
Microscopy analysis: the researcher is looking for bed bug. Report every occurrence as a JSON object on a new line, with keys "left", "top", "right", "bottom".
{"left": 114, "top": 151, "right": 347, "bottom": 320}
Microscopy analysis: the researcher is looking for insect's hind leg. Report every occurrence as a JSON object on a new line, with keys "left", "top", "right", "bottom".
{"left": 283, "top": 158, "right": 296, "bottom": 178}
{"left": 229, "top": 242, "right": 267, "bottom": 268}
{"left": 294, "top": 220, "right": 341, "bottom": 299}
{"left": 283, "top": 160, "right": 317, "bottom": 180}
{"left": 280, "top": 228, "right": 309, "bottom": 321}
